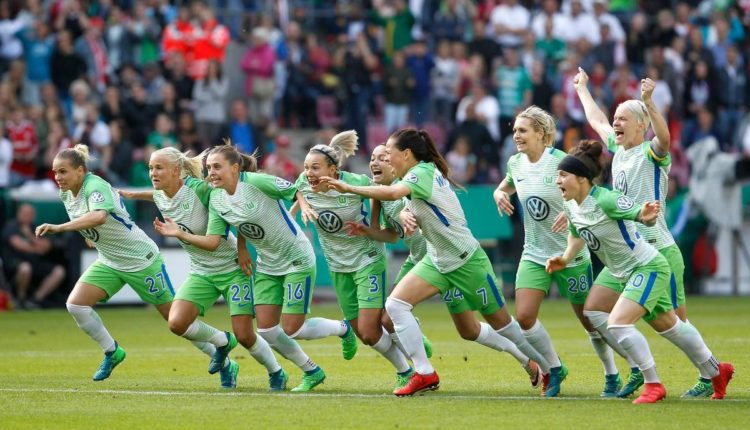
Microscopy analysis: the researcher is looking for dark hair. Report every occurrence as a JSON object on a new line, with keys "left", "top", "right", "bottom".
{"left": 206, "top": 140, "right": 258, "bottom": 172}
{"left": 56, "top": 144, "right": 90, "bottom": 172}
{"left": 390, "top": 128, "right": 463, "bottom": 189}
{"left": 568, "top": 140, "right": 604, "bottom": 182}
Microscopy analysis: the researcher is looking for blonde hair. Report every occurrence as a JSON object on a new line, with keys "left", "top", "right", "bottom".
{"left": 152, "top": 147, "right": 205, "bottom": 179}
{"left": 617, "top": 99, "right": 651, "bottom": 130}
{"left": 310, "top": 129, "right": 358, "bottom": 167}
{"left": 56, "top": 143, "right": 91, "bottom": 171}
{"left": 517, "top": 105, "right": 557, "bottom": 147}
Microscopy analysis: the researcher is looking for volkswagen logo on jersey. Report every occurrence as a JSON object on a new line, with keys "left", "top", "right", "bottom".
{"left": 176, "top": 223, "right": 194, "bottom": 244}
{"left": 89, "top": 191, "right": 105, "bottom": 204}
{"left": 317, "top": 210, "right": 343, "bottom": 233}
{"left": 616, "top": 195, "right": 635, "bottom": 210}
{"left": 579, "top": 228, "right": 601, "bottom": 251}
{"left": 239, "top": 223, "right": 265, "bottom": 239}
{"left": 525, "top": 196, "right": 550, "bottom": 221}
{"left": 81, "top": 228, "right": 99, "bottom": 242}
{"left": 614, "top": 171, "right": 628, "bottom": 194}
{"left": 389, "top": 217, "right": 405, "bottom": 238}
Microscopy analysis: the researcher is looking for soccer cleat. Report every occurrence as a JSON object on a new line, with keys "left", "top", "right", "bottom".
{"left": 395, "top": 368, "right": 414, "bottom": 390}
{"left": 543, "top": 365, "right": 566, "bottom": 397}
{"left": 617, "top": 367, "right": 644, "bottom": 398}
{"left": 682, "top": 378, "right": 713, "bottom": 398}
{"left": 268, "top": 368, "right": 289, "bottom": 391}
{"left": 710, "top": 362, "right": 735, "bottom": 400}
{"left": 632, "top": 382, "right": 667, "bottom": 404}
{"left": 393, "top": 371, "right": 440, "bottom": 397}
{"left": 601, "top": 373, "right": 623, "bottom": 397}
{"left": 340, "top": 320, "right": 358, "bottom": 360}
{"left": 291, "top": 367, "right": 326, "bottom": 392}
{"left": 93, "top": 342, "right": 126, "bottom": 381}
{"left": 525, "top": 359, "right": 542, "bottom": 388}
{"left": 219, "top": 359, "right": 239, "bottom": 389}
{"left": 208, "top": 332, "right": 238, "bottom": 374}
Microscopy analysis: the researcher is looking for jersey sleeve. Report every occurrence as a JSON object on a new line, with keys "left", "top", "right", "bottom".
{"left": 85, "top": 178, "right": 115, "bottom": 212}
{"left": 244, "top": 172, "right": 298, "bottom": 201}
{"left": 342, "top": 171, "right": 373, "bottom": 187}
{"left": 605, "top": 132, "right": 618, "bottom": 154}
{"left": 563, "top": 205, "right": 579, "bottom": 237}
{"left": 401, "top": 163, "right": 434, "bottom": 200}
{"left": 206, "top": 193, "right": 230, "bottom": 237}
{"left": 643, "top": 141, "right": 672, "bottom": 167}
{"left": 505, "top": 155, "right": 516, "bottom": 187}
{"left": 597, "top": 188, "right": 642, "bottom": 221}
{"left": 184, "top": 176, "right": 212, "bottom": 207}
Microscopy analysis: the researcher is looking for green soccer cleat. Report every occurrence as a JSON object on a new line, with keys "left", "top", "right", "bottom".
{"left": 219, "top": 359, "right": 239, "bottom": 389}
{"left": 269, "top": 368, "right": 289, "bottom": 391}
{"left": 291, "top": 367, "right": 326, "bottom": 392}
{"left": 340, "top": 320, "right": 358, "bottom": 360}
{"left": 93, "top": 342, "right": 126, "bottom": 381}
{"left": 395, "top": 368, "right": 414, "bottom": 390}
{"left": 601, "top": 373, "right": 622, "bottom": 397}
{"left": 208, "top": 332, "right": 238, "bottom": 374}
{"left": 617, "top": 367, "right": 645, "bottom": 398}
{"left": 682, "top": 378, "right": 713, "bottom": 398}
{"left": 544, "top": 363, "right": 567, "bottom": 397}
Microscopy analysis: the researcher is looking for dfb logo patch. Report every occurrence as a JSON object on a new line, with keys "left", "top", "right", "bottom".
{"left": 404, "top": 173, "right": 419, "bottom": 183}
{"left": 317, "top": 210, "right": 343, "bottom": 233}
{"left": 275, "top": 177, "right": 293, "bottom": 190}
{"left": 525, "top": 196, "right": 550, "bottom": 221}
{"left": 614, "top": 171, "right": 628, "bottom": 194}
{"left": 579, "top": 228, "right": 600, "bottom": 251}
{"left": 239, "top": 223, "right": 265, "bottom": 239}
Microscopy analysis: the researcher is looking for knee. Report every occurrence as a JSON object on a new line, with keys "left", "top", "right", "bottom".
{"left": 17, "top": 262, "right": 32, "bottom": 278}
{"left": 458, "top": 325, "right": 480, "bottom": 341}
{"left": 167, "top": 317, "right": 190, "bottom": 336}
{"left": 235, "top": 330, "right": 257, "bottom": 348}
{"left": 515, "top": 313, "right": 537, "bottom": 331}
{"left": 381, "top": 314, "right": 394, "bottom": 333}
{"left": 52, "top": 265, "right": 67, "bottom": 278}
{"left": 282, "top": 320, "right": 303, "bottom": 338}
{"left": 356, "top": 325, "right": 381, "bottom": 346}
{"left": 385, "top": 297, "right": 411, "bottom": 319}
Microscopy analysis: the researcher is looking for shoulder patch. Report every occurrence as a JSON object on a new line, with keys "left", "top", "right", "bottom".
{"left": 275, "top": 177, "right": 293, "bottom": 190}
{"left": 404, "top": 172, "right": 419, "bottom": 183}
{"left": 616, "top": 195, "right": 635, "bottom": 210}
{"left": 89, "top": 191, "right": 105, "bottom": 204}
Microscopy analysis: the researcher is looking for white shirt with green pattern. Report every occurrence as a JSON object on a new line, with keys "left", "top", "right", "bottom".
{"left": 564, "top": 186, "right": 658, "bottom": 282}
{"left": 607, "top": 134, "right": 674, "bottom": 250}
{"left": 296, "top": 171, "right": 386, "bottom": 273}
{"left": 380, "top": 182, "right": 427, "bottom": 264}
{"left": 207, "top": 172, "right": 314, "bottom": 276}
{"left": 400, "top": 162, "right": 479, "bottom": 273}
{"left": 153, "top": 176, "right": 238, "bottom": 275}
{"left": 506, "top": 147, "right": 590, "bottom": 267}
{"left": 61, "top": 173, "right": 159, "bottom": 272}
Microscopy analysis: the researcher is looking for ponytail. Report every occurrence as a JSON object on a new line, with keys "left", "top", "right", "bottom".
{"left": 309, "top": 129, "right": 359, "bottom": 168}
{"left": 390, "top": 128, "right": 463, "bottom": 189}
{"left": 56, "top": 143, "right": 91, "bottom": 171}
{"left": 206, "top": 139, "right": 259, "bottom": 172}
{"left": 152, "top": 147, "right": 205, "bottom": 179}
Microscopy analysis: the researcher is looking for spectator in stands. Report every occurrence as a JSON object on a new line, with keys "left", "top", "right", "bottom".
{"left": 176, "top": 111, "right": 200, "bottom": 152}
{"left": 561, "top": 0, "right": 600, "bottom": 45}
{"left": 592, "top": 0, "right": 625, "bottom": 42}
{"left": 241, "top": 28, "right": 276, "bottom": 125}
{"left": 43, "top": 119, "right": 72, "bottom": 177}
{"left": 2, "top": 203, "right": 66, "bottom": 309}
{"left": 433, "top": 0, "right": 475, "bottom": 42}
{"left": 445, "top": 135, "right": 477, "bottom": 185}
{"left": 384, "top": 50, "right": 415, "bottom": 133}
{"left": 431, "top": 39, "right": 460, "bottom": 127}
{"left": 123, "top": 81, "right": 155, "bottom": 147}
{"left": 146, "top": 113, "right": 177, "bottom": 154}
{"left": 158, "top": 81, "right": 182, "bottom": 125}
{"left": 193, "top": 59, "right": 228, "bottom": 148}
{"left": 624, "top": 12, "right": 648, "bottom": 75}
{"left": 50, "top": 30, "right": 87, "bottom": 103}
{"left": 494, "top": 47, "right": 532, "bottom": 140}
{"left": 103, "top": 6, "right": 134, "bottom": 74}
{"left": 189, "top": 1, "right": 229, "bottom": 80}
{"left": 68, "top": 78, "right": 91, "bottom": 128}
{"left": 532, "top": 0, "right": 567, "bottom": 41}
{"left": 142, "top": 62, "right": 166, "bottom": 107}
{"left": 6, "top": 105, "right": 38, "bottom": 185}
{"left": 219, "top": 100, "right": 256, "bottom": 155}
{"left": 683, "top": 59, "right": 716, "bottom": 147}
{"left": 74, "top": 16, "right": 108, "bottom": 92}
{"left": 535, "top": 16, "right": 567, "bottom": 77}
{"left": 456, "top": 80, "right": 500, "bottom": 142}
{"left": 370, "top": 0, "right": 415, "bottom": 63}
{"left": 100, "top": 85, "right": 124, "bottom": 124}
{"left": 0, "top": 0, "right": 31, "bottom": 76}
{"left": 106, "top": 119, "right": 133, "bottom": 186}
{"left": 0, "top": 130, "right": 11, "bottom": 215}
{"left": 405, "top": 38, "right": 434, "bottom": 127}
{"left": 467, "top": 19, "right": 501, "bottom": 79}
{"left": 262, "top": 134, "right": 299, "bottom": 182}
{"left": 161, "top": 5, "right": 194, "bottom": 69}
{"left": 716, "top": 44, "right": 748, "bottom": 149}
{"left": 490, "top": 0, "right": 530, "bottom": 48}
{"left": 130, "top": 1, "right": 162, "bottom": 67}
{"left": 20, "top": 19, "right": 54, "bottom": 106}
{"left": 73, "top": 103, "right": 111, "bottom": 171}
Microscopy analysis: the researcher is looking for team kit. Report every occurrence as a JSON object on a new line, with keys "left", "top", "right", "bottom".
{"left": 36, "top": 76, "right": 734, "bottom": 403}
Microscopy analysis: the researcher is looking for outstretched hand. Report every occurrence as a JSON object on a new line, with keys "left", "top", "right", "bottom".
{"left": 545, "top": 256, "right": 567, "bottom": 274}
{"left": 493, "top": 188, "right": 514, "bottom": 216}
{"left": 641, "top": 78, "right": 656, "bottom": 102}
{"left": 639, "top": 201, "right": 661, "bottom": 226}
{"left": 153, "top": 217, "right": 181, "bottom": 237}
{"left": 573, "top": 67, "right": 589, "bottom": 91}
{"left": 318, "top": 176, "right": 350, "bottom": 193}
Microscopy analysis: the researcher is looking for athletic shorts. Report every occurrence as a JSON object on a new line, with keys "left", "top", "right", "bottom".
{"left": 516, "top": 259, "right": 593, "bottom": 305}
{"left": 332, "top": 257, "right": 387, "bottom": 321}
{"left": 80, "top": 256, "right": 174, "bottom": 306}
{"left": 253, "top": 266, "right": 316, "bottom": 315}
{"left": 659, "top": 244, "right": 686, "bottom": 309}
{"left": 175, "top": 269, "right": 254, "bottom": 317}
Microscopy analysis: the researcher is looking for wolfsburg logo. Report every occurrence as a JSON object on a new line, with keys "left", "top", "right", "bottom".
{"left": 614, "top": 171, "right": 628, "bottom": 194}
{"left": 317, "top": 210, "right": 343, "bottom": 233}
{"left": 579, "top": 228, "right": 600, "bottom": 251}
{"left": 239, "top": 223, "right": 265, "bottom": 240}
{"left": 525, "top": 196, "right": 549, "bottom": 221}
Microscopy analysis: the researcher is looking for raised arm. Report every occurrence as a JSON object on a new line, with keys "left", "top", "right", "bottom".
{"left": 319, "top": 177, "right": 411, "bottom": 201}
{"left": 118, "top": 189, "right": 154, "bottom": 201}
{"left": 574, "top": 67, "right": 614, "bottom": 142}
{"left": 641, "top": 78, "right": 670, "bottom": 157}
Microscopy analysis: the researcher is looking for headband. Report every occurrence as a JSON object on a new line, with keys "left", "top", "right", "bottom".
{"left": 558, "top": 155, "right": 594, "bottom": 180}
{"left": 310, "top": 147, "right": 338, "bottom": 166}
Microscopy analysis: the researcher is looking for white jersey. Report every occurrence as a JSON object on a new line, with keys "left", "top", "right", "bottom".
{"left": 61, "top": 173, "right": 158, "bottom": 272}
{"left": 401, "top": 162, "right": 479, "bottom": 273}
{"left": 564, "top": 186, "right": 658, "bottom": 281}
{"left": 207, "top": 172, "right": 315, "bottom": 276}
{"left": 296, "top": 171, "right": 386, "bottom": 272}
{"left": 608, "top": 135, "right": 675, "bottom": 249}
{"left": 506, "top": 147, "right": 589, "bottom": 267}
{"left": 380, "top": 186, "right": 427, "bottom": 264}
{"left": 153, "top": 177, "right": 238, "bottom": 275}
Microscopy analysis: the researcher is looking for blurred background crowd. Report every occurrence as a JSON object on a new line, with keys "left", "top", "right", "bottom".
{"left": 0, "top": 0, "right": 749, "bottom": 309}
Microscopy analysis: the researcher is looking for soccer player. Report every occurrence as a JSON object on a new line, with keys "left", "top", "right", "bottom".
{"left": 295, "top": 131, "right": 414, "bottom": 389}
{"left": 547, "top": 140, "right": 734, "bottom": 404}
{"left": 119, "top": 147, "right": 284, "bottom": 390}
{"left": 574, "top": 67, "right": 715, "bottom": 397}
{"left": 172, "top": 142, "right": 346, "bottom": 392}
{"left": 495, "top": 106, "right": 624, "bottom": 396}
{"left": 318, "top": 129, "right": 551, "bottom": 397}
{"left": 348, "top": 144, "right": 541, "bottom": 389}
{"left": 35, "top": 145, "right": 230, "bottom": 383}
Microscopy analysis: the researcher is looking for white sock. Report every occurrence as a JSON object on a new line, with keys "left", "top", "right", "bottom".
{"left": 181, "top": 320, "right": 228, "bottom": 347}
{"left": 190, "top": 341, "right": 216, "bottom": 357}
{"left": 584, "top": 310, "right": 639, "bottom": 368}
{"left": 66, "top": 304, "right": 115, "bottom": 352}
{"left": 257, "top": 325, "right": 317, "bottom": 372}
{"left": 290, "top": 318, "right": 347, "bottom": 340}
{"left": 248, "top": 334, "right": 282, "bottom": 374}
{"left": 658, "top": 320, "right": 719, "bottom": 378}
{"left": 475, "top": 322, "right": 528, "bottom": 365}
{"left": 389, "top": 333, "right": 410, "bottom": 358}
{"left": 372, "top": 329, "right": 411, "bottom": 373}
{"left": 385, "top": 298, "right": 434, "bottom": 375}
{"left": 587, "top": 331, "right": 618, "bottom": 375}
{"left": 522, "top": 320, "right": 561, "bottom": 368}
{"left": 609, "top": 324, "right": 660, "bottom": 383}
{"left": 496, "top": 317, "right": 551, "bottom": 373}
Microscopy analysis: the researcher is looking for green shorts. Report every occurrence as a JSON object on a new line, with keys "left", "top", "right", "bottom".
{"left": 516, "top": 259, "right": 593, "bottom": 305}
{"left": 175, "top": 269, "right": 254, "bottom": 317}
{"left": 441, "top": 287, "right": 474, "bottom": 314}
{"left": 659, "top": 244, "right": 686, "bottom": 309}
{"left": 412, "top": 248, "right": 504, "bottom": 316}
{"left": 253, "top": 266, "right": 316, "bottom": 315}
{"left": 394, "top": 256, "right": 417, "bottom": 286}
{"left": 80, "top": 256, "right": 174, "bottom": 306}
{"left": 332, "top": 257, "right": 387, "bottom": 321}
{"left": 594, "top": 255, "right": 673, "bottom": 322}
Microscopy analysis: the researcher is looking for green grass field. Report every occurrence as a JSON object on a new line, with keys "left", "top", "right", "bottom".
{"left": 1, "top": 297, "right": 748, "bottom": 429}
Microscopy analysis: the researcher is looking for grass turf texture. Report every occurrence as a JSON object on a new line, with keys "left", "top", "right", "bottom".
{"left": 1, "top": 297, "right": 748, "bottom": 429}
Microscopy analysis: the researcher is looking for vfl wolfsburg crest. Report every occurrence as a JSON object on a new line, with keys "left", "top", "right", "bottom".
{"left": 543, "top": 175, "right": 556, "bottom": 186}
{"left": 525, "top": 196, "right": 550, "bottom": 221}
{"left": 579, "top": 228, "right": 600, "bottom": 251}
{"left": 239, "top": 222, "right": 265, "bottom": 239}
{"left": 181, "top": 202, "right": 190, "bottom": 210}
{"left": 317, "top": 210, "right": 343, "bottom": 233}
{"left": 245, "top": 201, "right": 256, "bottom": 211}
{"left": 337, "top": 196, "right": 348, "bottom": 206}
